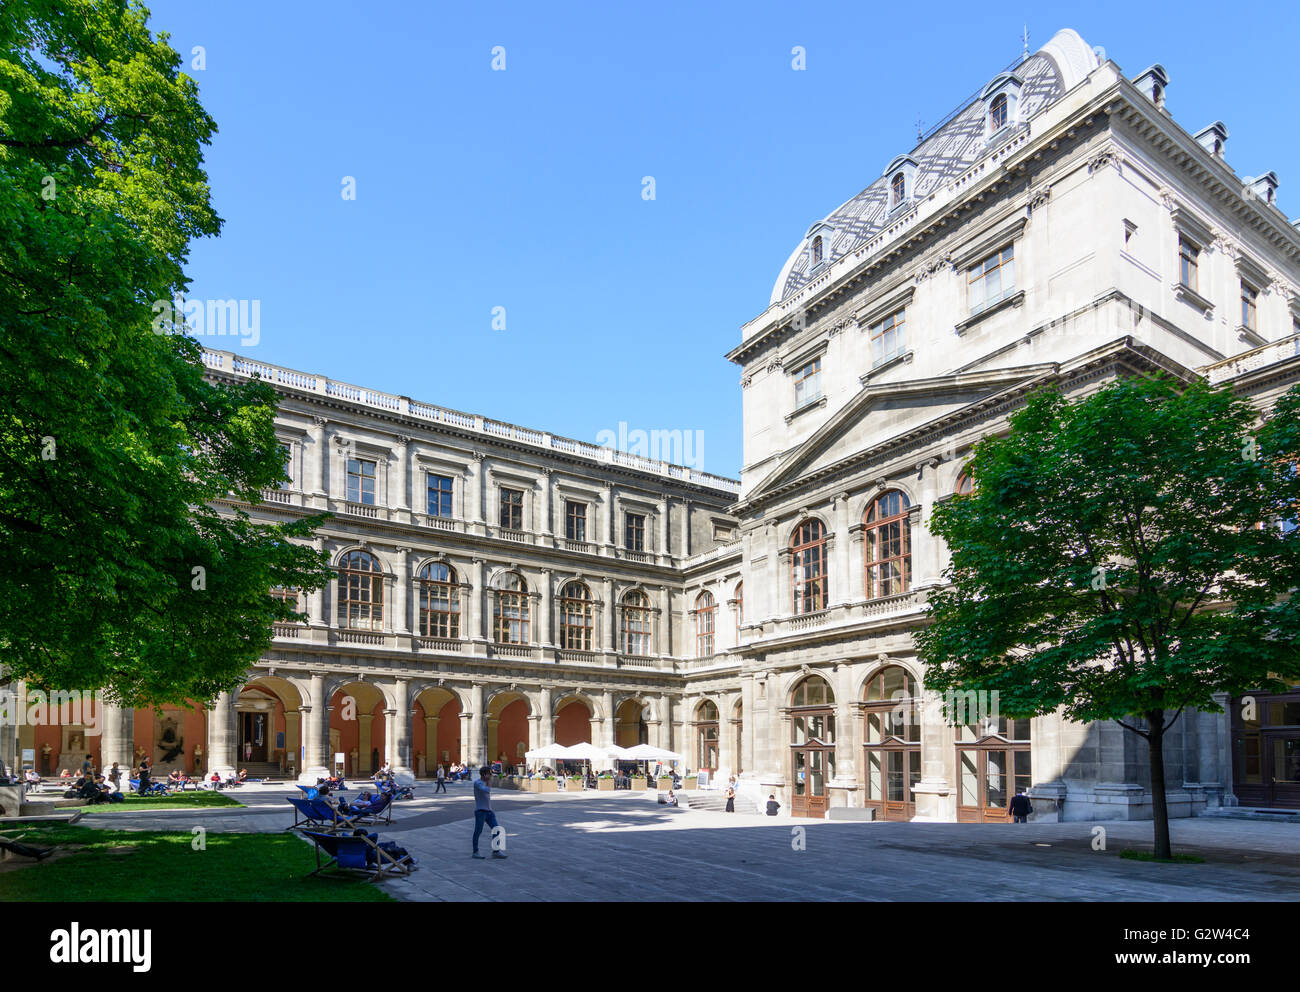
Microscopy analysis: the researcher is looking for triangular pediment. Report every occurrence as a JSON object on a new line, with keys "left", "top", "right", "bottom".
{"left": 747, "top": 364, "right": 1058, "bottom": 503}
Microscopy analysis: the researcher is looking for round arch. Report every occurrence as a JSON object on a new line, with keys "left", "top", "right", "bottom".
{"left": 614, "top": 697, "right": 650, "bottom": 748}
{"left": 413, "top": 685, "right": 463, "bottom": 774}
{"left": 327, "top": 679, "right": 388, "bottom": 778}
{"left": 487, "top": 691, "right": 531, "bottom": 769}
{"left": 553, "top": 694, "right": 595, "bottom": 746}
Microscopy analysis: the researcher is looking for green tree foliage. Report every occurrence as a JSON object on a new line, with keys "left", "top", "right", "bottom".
{"left": 917, "top": 375, "right": 1300, "bottom": 857}
{"left": 0, "top": 1, "right": 332, "bottom": 706}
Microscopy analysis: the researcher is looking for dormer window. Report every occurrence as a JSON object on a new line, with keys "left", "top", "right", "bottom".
{"left": 980, "top": 72, "right": 1022, "bottom": 141}
{"left": 805, "top": 223, "right": 833, "bottom": 271}
{"left": 989, "top": 93, "right": 1008, "bottom": 131}
{"left": 1194, "top": 122, "right": 1228, "bottom": 160}
{"left": 1133, "top": 65, "right": 1169, "bottom": 110}
{"left": 811, "top": 235, "right": 823, "bottom": 267}
{"left": 882, "top": 156, "right": 917, "bottom": 212}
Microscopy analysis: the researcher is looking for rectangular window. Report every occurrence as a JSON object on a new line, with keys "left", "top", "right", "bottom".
{"left": 277, "top": 444, "right": 292, "bottom": 490}
{"left": 565, "top": 500, "right": 587, "bottom": 542}
{"left": 1241, "top": 282, "right": 1258, "bottom": 331}
{"left": 869, "top": 308, "right": 907, "bottom": 368}
{"left": 1179, "top": 237, "right": 1199, "bottom": 292}
{"left": 967, "top": 245, "right": 1015, "bottom": 315}
{"left": 794, "top": 357, "right": 822, "bottom": 409}
{"left": 499, "top": 487, "right": 523, "bottom": 530}
{"left": 426, "top": 474, "right": 454, "bottom": 517}
{"left": 625, "top": 512, "right": 646, "bottom": 551}
{"left": 346, "top": 458, "right": 376, "bottom": 504}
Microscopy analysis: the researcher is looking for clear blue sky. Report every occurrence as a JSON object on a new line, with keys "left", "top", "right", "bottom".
{"left": 148, "top": 0, "right": 1300, "bottom": 478}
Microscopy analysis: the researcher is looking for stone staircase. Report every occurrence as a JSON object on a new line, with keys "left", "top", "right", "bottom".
{"left": 684, "top": 789, "right": 759, "bottom": 815}
{"left": 240, "top": 762, "right": 284, "bottom": 781}
{"left": 1198, "top": 806, "right": 1300, "bottom": 823}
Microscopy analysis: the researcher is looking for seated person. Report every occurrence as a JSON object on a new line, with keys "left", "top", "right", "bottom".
{"left": 236, "top": 768, "right": 248, "bottom": 783}
{"left": 664, "top": 789, "right": 678, "bottom": 807}
{"left": 209, "top": 771, "right": 222, "bottom": 789}
{"left": 765, "top": 794, "right": 781, "bottom": 816}
{"left": 24, "top": 768, "right": 40, "bottom": 792}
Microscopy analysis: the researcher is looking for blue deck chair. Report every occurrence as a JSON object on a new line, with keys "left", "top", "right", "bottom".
{"left": 343, "top": 791, "right": 393, "bottom": 825}
{"left": 301, "top": 830, "right": 415, "bottom": 880}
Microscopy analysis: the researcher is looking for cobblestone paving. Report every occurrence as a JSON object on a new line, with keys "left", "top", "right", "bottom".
{"left": 73, "top": 784, "right": 1300, "bottom": 901}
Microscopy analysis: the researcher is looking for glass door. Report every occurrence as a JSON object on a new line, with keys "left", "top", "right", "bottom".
{"left": 792, "top": 748, "right": 830, "bottom": 817}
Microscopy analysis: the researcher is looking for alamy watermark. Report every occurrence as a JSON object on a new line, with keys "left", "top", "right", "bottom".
{"left": 596, "top": 421, "right": 704, "bottom": 470}
{"left": 151, "top": 293, "right": 261, "bottom": 347}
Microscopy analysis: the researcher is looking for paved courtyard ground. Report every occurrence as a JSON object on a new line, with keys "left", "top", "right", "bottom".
{"left": 66, "top": 783, "right": 1300, "bottom": 901}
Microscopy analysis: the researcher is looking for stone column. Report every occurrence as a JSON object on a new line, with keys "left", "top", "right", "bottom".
{"left": 468, "top": 451, "right": 485, "bottom": 531}
{"left": 98, "top": 701, "right": 135, "bottom": 775}
{"left": 603, "top": 577, "right": 616, "bottom": 653}
{"left": 308, "top": 536, "right": 327, "bottom": 626}
{"left": 916, "top": 459, "right": 943, "bottom": 586}
{"left": 424, "top": 716, "right": 440, "bottom": 769}
{"left": 458, "top": 712, "right": 472, "bottom": 766}
{"left": 358, "top": 713, "right": 374, "bottom": 773}
{"left": 539, "top": 688, "right": 554, "bottom": 749}
{"left": 679, "top": 499, "right": 691, "bottom": 558}
{"left": 469, "top": 683, "right": 485, "bottom": 768}
{"left": 393, "top": 437, "right": 410, "bottom": 519}
{"left": 659, "top": 693, "right": 673, "bottom": 753}
{"left": 207, "top": 691, "right": 238, "bottom": 780}
{"left": 487, "top": 718, "right": 500, "bottom": 765}
{"left": 602, "top": 690, "right": 615, "bottom": 767}
{"left": 311, "top": 417, "right": 329, "bottom": 501}
{"left": 540, "top": 469, "right": 554, "bottom": 538}
{"left": 390, "top": 679, "right": 413, "bottom": 781}
{"left": 285, "top": 709, "right": 301, "bottom": 777}
{"left": 657, "top": 496, "right": 670, "bottom": 564}
{"left": 597, "top": 487, "right": 611, "bottom": 554}
{"left": 830, "top": 664, "right": 857, "bottom": 807}
{"left": 832, "top": 493, "right": 851, "bottom": 607}
{"left": 740, "top": 676, "right": 755, "bottom": 778}
{"left": 472, "top": 559, "right": 489, "bottom": 643}
{"left": 392, "top": 546, "right": 411, "bottom": 635}
{"left": 539, "top": 568, "right": 553, "bottom": 647}
{"left": 527, "top": 714, "right": 541, "bottom": 755}
{"left": 299, "top": 674, "right": 330, "bottom": 783}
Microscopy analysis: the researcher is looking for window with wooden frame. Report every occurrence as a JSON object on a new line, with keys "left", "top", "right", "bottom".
{"left": 694, "top": 591, "right": 716, "bottom": 657}
{"left": 791, "top": 519, "right": 827, "bottom": 615}
{"left": 417, "top": 562, "right": 460, "bottom": 638}
{"left": 269, "top": 585, "right": 302, "bottom": 619}
{"left": 891, "top": 171, "right": 906, "bottom": 207}
{"left": 864, "top": 490, "right": 911, "bottom": 599}
{"left": 621, "top": 590, "right": 653, "bottom": 657}
{"left": 493, "top": 573, "right": 529, "bottom": 644}
{"left": 695, "top": 700, "right": 720, "bottom": 771}
{"left": 499, "top": 487, "right": 524, "bottom": 530}
{"left": 954, "top": 468, "right": 973, "bottom": 495}
{"left": 790, "top": 675, "right": 836, "bottom": 743}
{"left": 794, "top": 357, "right": 822, "bottom": 410}
{"left": 811, "top": 234, "right": 823, "bottom": 267}
{"left": 625, "top": 512, "right": 646, "bottom": 552}
{"left": 427, "top": 473, "right": 454, "bottom": 518}
{"left": 564, "top": 500, "right": 587, "bottom": 542}
{"left": 346, "top": 458, "right": 376, "bottom": 504}
{"left": 1241, "top": 281, "right": 1258, "bottom": 332}
{"left": 989, "top": 92, "right": 1008, "bottom": 131}
{"left": 869, "top": 308, "right": 907, "bottom": 368}
{"left": 559, "top": 580, "right": 593, "bottom": 651}
{"left": 1179, "top": 237, "right": 1199, "bottom": 292}
{"left": 967, "top": 244, "right": 1015, "bottom": 315}
{"left": 337, "top": 550, "right": 384, "bottom": 631}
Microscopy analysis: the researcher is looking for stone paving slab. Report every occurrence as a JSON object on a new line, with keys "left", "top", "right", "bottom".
{"left": 68, "top": 786, "right": 1299, "bottom": 901}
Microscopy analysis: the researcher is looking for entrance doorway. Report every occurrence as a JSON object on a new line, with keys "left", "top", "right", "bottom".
{"left": 239, "top": 712, "right": 268, "bottom": 763}
{"left": 1232, "top": 689, "right": 1300, "bottom": 809}
{"left": 956, "top": 718, "right": 1031, "bottom": 823}
{"left": 862, "top": 666, "right": 921, "bottom": 821}
{"left": 790, "top": 674, "right": 836, "bottom": 818}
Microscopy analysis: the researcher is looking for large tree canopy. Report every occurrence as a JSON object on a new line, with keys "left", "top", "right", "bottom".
{"left": 0, "top": 0, "right": 331, "bottom": 706}
{"left": 917, "top": 374, "right": 1300, "bottom": 857}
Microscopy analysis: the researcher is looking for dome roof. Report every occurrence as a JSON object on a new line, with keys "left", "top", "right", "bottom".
{"left": 768, "top": 29, "right": 1099, "bottom": 307}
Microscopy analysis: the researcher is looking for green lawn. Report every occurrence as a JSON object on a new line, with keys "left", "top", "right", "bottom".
{"left": 80, "top": 790, "right": 244, "bottom": 813}
{"left": 0, "top": 824, "right": 394, "bottom": 901}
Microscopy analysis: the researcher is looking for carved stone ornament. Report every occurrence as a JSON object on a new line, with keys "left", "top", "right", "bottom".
{"left": 741, "top": 373, "right": 754, "bottom": 388}
{"left": 1087, "top": 146, "right": 1123, "bottom": 174}
{"left": 1028, "top": 184, "right": 1051, "bottom": 211}
{"left": 915, "top": 251, "right": 953, "bottom": 283}
{"left": 766, "top": 357, "right": 784, "bottom": 374}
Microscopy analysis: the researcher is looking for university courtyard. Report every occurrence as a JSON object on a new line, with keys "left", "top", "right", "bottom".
{"left": 6, "top": 782, "right": 1296, "bottom": 902}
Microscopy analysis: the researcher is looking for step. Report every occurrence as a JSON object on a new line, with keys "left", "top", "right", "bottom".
{"left": 1200, "top": 807, "right": 1300, "bottom": 822}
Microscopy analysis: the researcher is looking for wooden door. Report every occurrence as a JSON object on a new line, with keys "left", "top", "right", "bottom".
{"left": 791, "top": 748, "right": 828, "bottom": 818}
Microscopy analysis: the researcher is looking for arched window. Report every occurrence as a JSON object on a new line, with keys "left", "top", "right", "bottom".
{"left": 790, "top": 675, "right": 835, "bottom": 817}
{"left": 863, "top": 667, "right": 921, "bottom": 820}
{"left": 989, "top": 92, "right": 1008, "bottom": 131}
{"left": 954, "top": 468, "right": 973, "bottom": 495}
{"left": 622, "top": 590, "right": 653, "bottom": 657}
{"left": 695, "top": 591, "right": 716, "bottom": 657}
{"left": 559, "top": 581, "right": 593, "bottom": 651}
{"left": 811, "top": 235, "right": 823, "bottom": 267}
{"left": 493, "top": 573, "right": 530, "bottom": 644}
{"left": 338, "top": 550, "right": 384, "bottom": 631}
{"left": 695, "top": 700, "right": 720, "bottom": 771}
{"left": 791, "top": 520, "right": 827, "bottom": 615}
{"left": 864, "top": 491, "right": 911, "bottom": 599}
{"left": 891, "top": 171, "right": 906, "bottom": 207}
{"left": 417, "top": 562, "right": 460, "bottom": 639}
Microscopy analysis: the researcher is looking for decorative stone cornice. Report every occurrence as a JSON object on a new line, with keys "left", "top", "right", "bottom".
{"left": 1086, "top": 145, "right": 1123, "bottom": 174}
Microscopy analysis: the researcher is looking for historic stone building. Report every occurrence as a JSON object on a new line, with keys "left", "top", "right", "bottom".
{"left": 8, "top": 28, "right": 1299, "bottom": 819}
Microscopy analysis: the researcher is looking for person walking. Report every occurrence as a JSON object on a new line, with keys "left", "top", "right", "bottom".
{"left": 1008, "top": 789, "right": 1033, "bottom": 823}
{"left": 471, "top": 766, "right": 507, "bottom": 860}
{"left": 435, "top": 764, "right": 447, "bottom": 794}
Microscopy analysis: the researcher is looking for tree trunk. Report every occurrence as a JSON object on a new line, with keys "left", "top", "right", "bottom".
{"left": 1146, "top": 712, "right": 1173, "bottom": 860}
